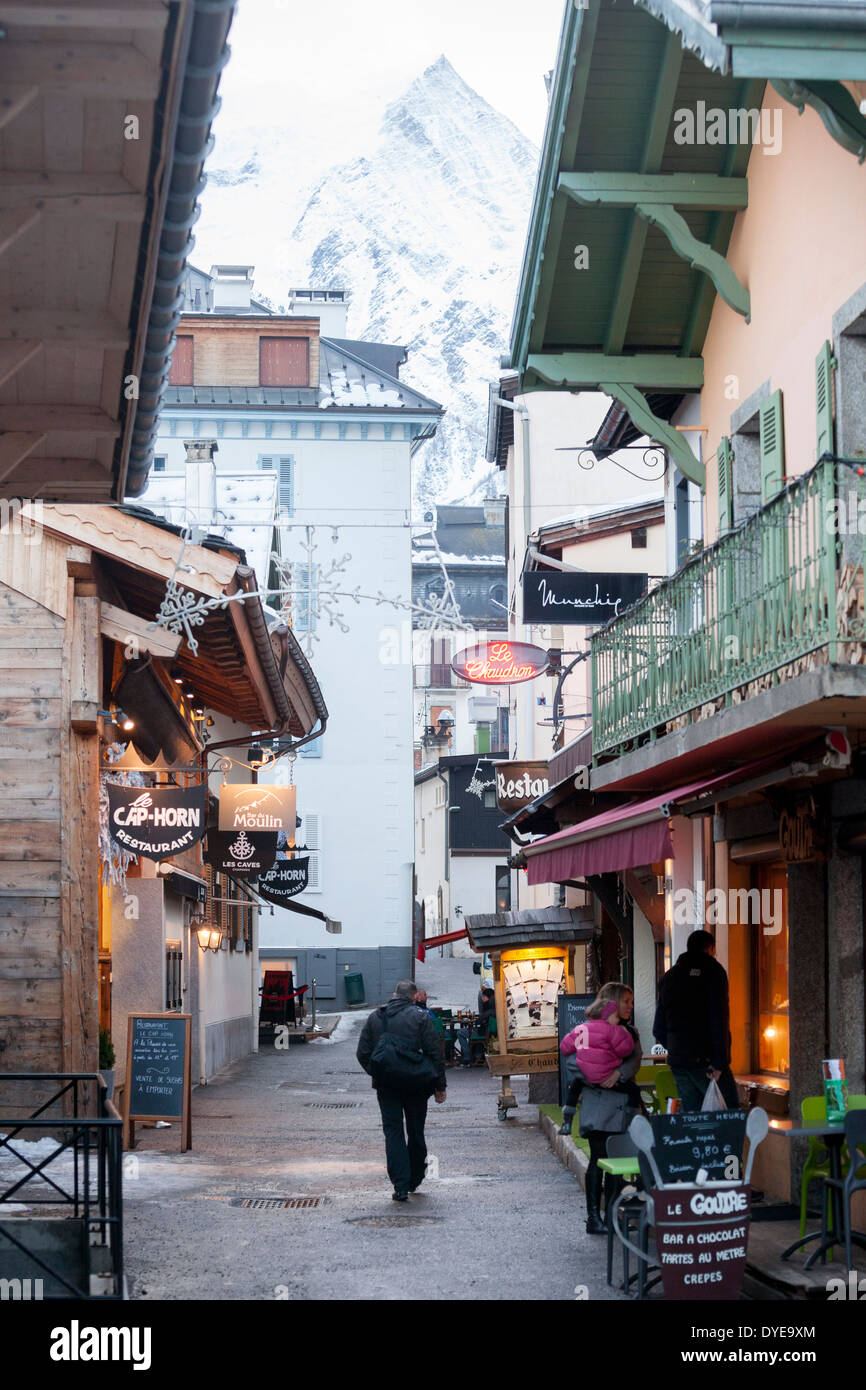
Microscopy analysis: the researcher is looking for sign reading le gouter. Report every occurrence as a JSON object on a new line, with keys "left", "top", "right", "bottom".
{"left": 451, "top": 640, "right": 549, "bottom": 685}
{"left": 218, "top": 783, "right": 297, "bottom": 835}
{"left": 107, "top": 785, "right": 207, "bottom": 862}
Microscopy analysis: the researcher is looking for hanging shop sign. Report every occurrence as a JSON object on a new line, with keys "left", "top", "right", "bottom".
{"left": 652, "top": 1183, "right": 751, "bottom": 1301}
{"left": 205, "top": 829, "right": 278, "bottom": 877}
{"left": 493, "top": 760, "right": 550, "bottom": 814}
{"left": 257, "top": 857, "right": 310, "bottom": 906}
{"left": 107, "top": 784, "right": 207, "bottom": 861}
{"left": 218, "top": 783, "right": 296, "bottom": 836}
{"left": 522, "top": 571, "right": 647, "bottom": 625}
{"left": 451, "top": 640, "right": 549, "bottom": 686}
{"left": 778, "top": 796, "right": 821, "bottom": 862}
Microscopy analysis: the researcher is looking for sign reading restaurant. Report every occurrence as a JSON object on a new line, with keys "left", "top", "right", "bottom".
{"left": 451, "top": 640, "right": 549, "bottom": 685}
{"left": 218, "top": 783, "right": 297, "bottom": 836}
{"left": 257, "top": 856, "right": 311, "bottom": 906}
{"left": 107, "top": 785, "right": 207, "bottom": 861}
{"left": 522, "top": 571, "right": 648, "bottom": 625}
{"left": 493, "top": 760, "right": 551, "bottom": 815}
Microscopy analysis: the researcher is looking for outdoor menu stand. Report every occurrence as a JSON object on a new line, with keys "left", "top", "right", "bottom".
{"left": 610, "top": 1109, "right": 770, "bottom": 1300}
{"left": 123, "top": 1013, "right": 192, "bottom": 1153}
{"left": 780, "top": 1121, "right": 866, "bottom": 1269}
{"left": 463, "top": 906, "right": 593, "bottom": 1119}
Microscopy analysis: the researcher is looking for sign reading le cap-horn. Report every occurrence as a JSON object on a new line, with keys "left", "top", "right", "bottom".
{"left": 205, "top": 829, "right": 278, "bottom": 877}
{"left": 219, "top": 783, "right": 296, "bottom": 836}
{"left": 107, "top": 785, "right": 207, "bottom": 862}
{"left": 257, "top": 857, "right": 310, "bottom": 905}
{"left": 493, "top": 760, "right": 550, "bottom": 814}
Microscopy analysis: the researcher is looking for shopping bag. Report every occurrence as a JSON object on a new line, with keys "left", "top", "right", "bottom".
{"left": 701, "top": 1079, "right": 727, "bottom": 1111}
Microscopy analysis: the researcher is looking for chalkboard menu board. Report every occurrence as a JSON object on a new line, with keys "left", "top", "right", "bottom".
{"left": 123, "top": 1013, "right": 191, "bottom": 1152}
{"left": 651, "top": 1110, "right": 747, "bottom": 1184}
{"left": 557, "top": 993, "right": 595, "bottom": 1106}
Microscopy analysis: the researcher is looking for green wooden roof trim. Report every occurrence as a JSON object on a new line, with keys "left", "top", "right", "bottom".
{"left": 725, "top": 27, "right": 866, "bottom": 81}
{"left": 606, "top": 31, "right": 683, "bottom": 354}
{"left": 636, "top": 202, "right": 750, "bottom": 318}
{"left": 507, "top": 0, "right": 758, "bottom": 390}
{"left": 510, "top": 0, "right": 599, "bottom": 374}
{"left": 771, "top": 79, "right": 866, "bottom": 162}
{"left": 524, "top": 352, "right": 704, "bottom": 391}
{"left": 559, "top": 171, "right": 749, "bottom": 208}
{"left": 601, "top": 382, "right": 705, "bottom": 487}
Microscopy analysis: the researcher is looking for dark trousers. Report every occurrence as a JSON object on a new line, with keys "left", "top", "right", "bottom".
{"left": 671, "top": 1064, "right": 739, "bottom": 1112}
{"left": 376, "top": 1088, "right": 429, "bottom": 1191}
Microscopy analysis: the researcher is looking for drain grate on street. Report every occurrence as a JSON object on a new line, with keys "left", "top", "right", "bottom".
{"left": 231, "top": 1196, "right": 327, "bottom": 1210}
{"left": 348, "top": 1214, "right": 442, "bottom": 1228}
{"left": 304, "top": 1101, "right": 362, "bottom": 1109}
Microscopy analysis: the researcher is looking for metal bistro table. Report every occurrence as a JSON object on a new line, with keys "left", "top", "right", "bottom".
{"left": 781, "top": 1122, "right": 866, "bottom": 1269}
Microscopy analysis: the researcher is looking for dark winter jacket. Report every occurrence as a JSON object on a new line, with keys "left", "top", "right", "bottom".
{"left": 356, "top": 996, "right": 446, "bottom": 1094}
{"left": 653, "top": 949, "right": 731, "bottom": 1071}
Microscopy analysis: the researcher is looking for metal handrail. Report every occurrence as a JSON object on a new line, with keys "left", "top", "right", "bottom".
{"left": 591, "top": 457, "right": 864, "bottom": 756}
{"left": 0, "top": 1074, "right": 124, "bottom": 1299}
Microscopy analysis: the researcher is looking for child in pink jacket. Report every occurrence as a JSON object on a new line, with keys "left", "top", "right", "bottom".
{"left": 561, "top": 1000, "right": 637, "bottom": 1083}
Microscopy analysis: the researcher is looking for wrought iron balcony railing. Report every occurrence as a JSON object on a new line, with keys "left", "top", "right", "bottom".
{"left": 591, "top": 457, "right": 866, "bottom": 757}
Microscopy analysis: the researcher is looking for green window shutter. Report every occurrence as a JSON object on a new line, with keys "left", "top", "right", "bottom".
{"left": 815, "top": 340, "right": 835, "bottom": 459}
{"left": 717, "top": 435, "right": 733, "bottom": 533}
{"left": 759, "top": 390, "right": 784, "bottom": 502}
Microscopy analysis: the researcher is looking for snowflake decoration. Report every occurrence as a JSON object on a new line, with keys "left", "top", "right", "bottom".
{"left": 466, "top": 758, "right": 496, "bottom": 800}
{"left": 148, "top": 521, "right": 470, "bottom": 660}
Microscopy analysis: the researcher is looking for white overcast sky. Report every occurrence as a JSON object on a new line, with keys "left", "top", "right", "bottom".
{"left": 214, "top": 0, "right": 566, "bottom": 164}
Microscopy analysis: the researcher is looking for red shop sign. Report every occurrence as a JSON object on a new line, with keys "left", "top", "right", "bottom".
{"left": 451, "top": 640, "right": 549, "bottom": 686}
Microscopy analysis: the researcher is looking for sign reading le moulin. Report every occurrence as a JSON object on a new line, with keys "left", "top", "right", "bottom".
{"left": 107, "top": 785, "right": 207, "bottom": 861}
{"left": 257, "top": 857, "right": 310, "bottom": 906}
{"left": 522, "top": 571, "right": 648, "bottom": 625}
{"left": 205, "top": 830, "right": 278, "bottom": 877}
{"left": 218, "top": 783, "right": 297, "bottom": 835}
{"left": 494, "top": 760, "right": 550, "bottom": 814}
{"left": 451, "top": 640, "right": 549, "bottom": 686}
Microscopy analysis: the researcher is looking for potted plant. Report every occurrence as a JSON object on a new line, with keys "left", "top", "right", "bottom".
{"left": 99, "top": 1028, "right": 116, "bottom": 1100}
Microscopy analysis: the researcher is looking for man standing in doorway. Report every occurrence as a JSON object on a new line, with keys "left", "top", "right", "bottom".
{"left": 653, "top": 929, "right": 740, "bottom": 1111}
{"left": 357, "top": 980, "right": 446, "bottom": 1201}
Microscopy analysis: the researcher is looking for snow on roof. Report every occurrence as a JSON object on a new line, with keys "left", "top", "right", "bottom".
{"left": 537, "top": 492, "right": 664, "bottom": 534}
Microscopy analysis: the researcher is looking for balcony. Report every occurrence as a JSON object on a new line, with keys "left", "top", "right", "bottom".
{"left": 591, "top": 458, "right": 865, "bottom": 758}
{"left": 413, "top": 664, "right": 471, "bottom": 690}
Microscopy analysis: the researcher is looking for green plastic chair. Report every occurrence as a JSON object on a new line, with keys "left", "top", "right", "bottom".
{"left": 635, "top": 1064, "right": 663, "bottom": 1115}
{"left": 799, "top": 1094, "right": 866, "bottom": 1236}
{"left": 653, "top": 1066, "right": 679, "bottom": 1115}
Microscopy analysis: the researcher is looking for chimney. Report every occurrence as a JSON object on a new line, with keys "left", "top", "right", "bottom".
{"left": 210, "top": 264, "right": 255, "bottom": 313}
{"left": 184, "top": 439, "right": 218, "bottom": 531}
{"left": 288, "top": 287, "right": 349, "bottom": 337}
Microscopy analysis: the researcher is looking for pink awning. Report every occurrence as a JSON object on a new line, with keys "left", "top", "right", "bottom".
{"left": 523, "top": 760, "right": 777, "bottom": 885}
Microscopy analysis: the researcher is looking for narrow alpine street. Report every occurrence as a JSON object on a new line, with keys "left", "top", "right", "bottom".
{"left": 123, "top": 958, "right": 618, "bottom": 1301}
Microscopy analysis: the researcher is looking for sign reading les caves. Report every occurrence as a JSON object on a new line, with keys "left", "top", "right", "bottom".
{"left": 219, "top": 783, "right": 296, "bottom": 836}
{"left": 205, "top": 829, "right": 278, "bottom": 877}
{"left": 451, "top": 640, "right": 549, "bottom": 686}
{"left": 107, "top": 785, "right": 207, "bottom": 861}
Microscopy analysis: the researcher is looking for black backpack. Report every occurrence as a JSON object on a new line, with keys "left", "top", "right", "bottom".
{"left": 369, "top": 1007, "right": 439, "bottom": 1093}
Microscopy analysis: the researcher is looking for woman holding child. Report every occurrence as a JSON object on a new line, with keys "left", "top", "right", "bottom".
{"left": 559, "top": 981, "right": 644, "bottom": 1234}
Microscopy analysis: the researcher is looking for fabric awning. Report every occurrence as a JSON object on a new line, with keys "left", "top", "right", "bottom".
{"left": 523, "top": 758, "right": 783, "bottom": 885}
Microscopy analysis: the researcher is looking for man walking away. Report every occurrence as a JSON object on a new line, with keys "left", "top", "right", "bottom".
{"left": 357, "top": 980, "right": 446, "bottom": 1201}
{"left": 653, "top": 929, "right": 740, "bottom": 1111}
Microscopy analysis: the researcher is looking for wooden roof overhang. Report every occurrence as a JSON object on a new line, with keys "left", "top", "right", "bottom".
{"left": 0, "top": 0, "right": 235, "bottom": 503}
{"left": 507, "top": 1, "right": 866, "bottom": 493}
{"left": 26, "top": 503, "right": 327, "bottom": 737}
{"left": 506, "top": 0, "right": 771, "bottom": 491}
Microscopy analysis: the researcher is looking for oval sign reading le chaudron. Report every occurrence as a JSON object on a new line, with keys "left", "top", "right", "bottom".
{"left": 451, "top": 640, "right": 549, "bottom": 686}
